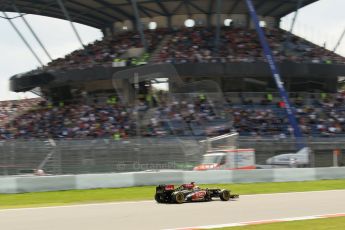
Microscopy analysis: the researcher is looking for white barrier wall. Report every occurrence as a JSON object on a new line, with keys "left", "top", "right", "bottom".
{"left": 273, "top": 168, "right": 316, "bottom": 182}
{"left": 1, "top": 167, "right": 345, "bottom": 194}
{"left": 16, "top": 175, "right": 76, "bottom": 193}
{"left": 315, "top": 167, "right": 345, "bottom": 180}
{"left": 183, "top": 170, "right": 233, "bottom": 184}
{"left": 75, "top": 173, "right": 135, "bottom": 190}
{"left": 133, "top": 171, "right": 184, "bottom": 186}
{"left": 0, "top": 177, "right": 17, "bottom": 193}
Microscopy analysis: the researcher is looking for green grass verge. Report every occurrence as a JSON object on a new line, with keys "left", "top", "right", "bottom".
{"left": 214, "top": 216, "right": 345, "bottom": 230}
{"left": 0, "top": 179, "right": 344, "bottom": 209}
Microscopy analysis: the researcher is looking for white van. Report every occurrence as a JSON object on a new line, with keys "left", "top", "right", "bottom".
{"left": 193, "top": 149, "right": 256, "bottom": 170}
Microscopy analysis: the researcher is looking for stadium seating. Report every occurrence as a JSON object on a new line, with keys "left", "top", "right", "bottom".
{"left": 46, "top": 29, "right": 168, "bottom": 70}
{"left": 155, "top": 27, "right": 344, "bottom": 64}
{"left": 0, "top": 98, "right": 42, "bottom": 126}
{"left": 2, "top": 26, "right": 345, "bottom": 140}
{"left": 43, "top": 27, "right": 345, "bottom": 70}
{"left": 1, "top": 92, "right": 345, "bottom": 139}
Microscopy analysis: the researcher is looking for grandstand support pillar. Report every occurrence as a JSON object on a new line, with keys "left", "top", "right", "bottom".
{"left": 12, "top": 4, "right": 53, "bottom": 61}
{"left": 206, "top": 14, "right": 211, "bottom": 28}
{"left": 167, "top": 16, "right": 172, "bottom": 29}
{"left": 123, "top": 79, "right": 134, "bottom": 105}
{"left": 101, "top": 28, "right": 107, "bottom": 37}
{"left": 275, "top": 19, "right": 281, "bottom": 29}
{"left": 245, "top": 0, "right": 305, "bottom": 150}
{"left": 134, "top": 72, "right": 141, "bottom": 143}
{"left": 246, "top": 14, "right": 251, "bottom": 28}
{"left": 131, "top": 0, "right": 148, "bottom": 51}
{"left": 284, "top": 0, "right": 303, "bottom": 47}
{"left": 289, "top": 0, "right": 304, "bottom": 33}
{"left": 56, "top": 0, "right": 85, "bottom": 48}
{"left": 113, "top": 78, "right": 133, "bottom": 104}
{"left": 215, "top": 0, "right": 222, "bottom": 54}
{"left": 102, "top": 25, "right": 114, "bottom": 38}
{"left": 2, "top": 12, "right": 43, "bottom": 66}
{"left": 333, "top": 27, "right": 345, "bottom": 53}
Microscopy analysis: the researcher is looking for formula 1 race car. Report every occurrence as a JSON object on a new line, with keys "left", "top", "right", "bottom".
{"left": 154, "top": 183, "right": 239, "bottom": 204}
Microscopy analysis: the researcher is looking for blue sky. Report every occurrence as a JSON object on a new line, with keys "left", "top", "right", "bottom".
{"left": 0, "top": 0, "right": 344, "bottom": 101}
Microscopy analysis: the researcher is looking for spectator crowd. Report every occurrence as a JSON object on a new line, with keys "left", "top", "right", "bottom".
{"left": 2, "top": 25, "right": 344, "bottom": 140}
{"left": 37, "top": 26, "right": 345, "bottom": 71}
{"left": 1, "top": 92, "right": 345, "bottom": 140}
{"left": 0, "top": 98, "right": 42, "bottom": 126}
{"left": 156, "top": 27, "right": 344, "bottom": 64}
{"left": 47, "top": 29, "right": 168, "bottom": 70}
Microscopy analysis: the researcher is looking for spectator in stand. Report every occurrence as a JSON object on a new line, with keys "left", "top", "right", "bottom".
{"left": 46, "top": 29, "right": 168, "bottom": 70}
{"left": 38, "top": 26, "right": 344, "bottom": 71}
{"left": 1, "top": 91, "right": 345, "bottom": 139}
{"left": 155, "top": 27, "right": 345, "bottom": 65}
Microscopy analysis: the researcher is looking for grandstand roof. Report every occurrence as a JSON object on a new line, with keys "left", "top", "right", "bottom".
{"left": 1, "top": 0, "right": 318, "bottom": 29}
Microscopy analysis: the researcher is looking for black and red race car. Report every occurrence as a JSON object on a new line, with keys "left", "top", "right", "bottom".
{"left": 154, "top": 182, "right": 239, "bottom": 204}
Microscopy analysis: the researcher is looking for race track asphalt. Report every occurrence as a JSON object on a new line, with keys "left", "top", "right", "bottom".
{"left": 0, "top": 190, "right": 345, "bottom": 230}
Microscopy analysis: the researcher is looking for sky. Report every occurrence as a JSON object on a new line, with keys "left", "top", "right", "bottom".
{"left": 0, "top": 0, "right": 344, "bottom": 101}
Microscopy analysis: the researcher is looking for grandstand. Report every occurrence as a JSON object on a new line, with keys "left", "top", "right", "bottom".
{"left": 1, "top": 0, "right": 345, "bottom": 173}
{"left": 2, "top": 0, "right": 343, "bottom": 137}
{"left": 4, "top": 1, "right": 343, "bottom": 96}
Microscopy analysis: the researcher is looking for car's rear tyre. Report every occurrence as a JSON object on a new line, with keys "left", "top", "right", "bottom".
{"left": 219, "top": 189, "right": 231, "bottom": 201}
{"left": 155, "top": 194, "right": 163, "bottom": 203}
{"left": 173, "top": 192, "right": 184, "bottom": 204}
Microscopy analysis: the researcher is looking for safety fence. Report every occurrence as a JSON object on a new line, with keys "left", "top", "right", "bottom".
{"left": 0, "top": 138, "right": 203, "bottom": 175}
{"left": 0, "top": 138, "right": 344, "bottom": 176}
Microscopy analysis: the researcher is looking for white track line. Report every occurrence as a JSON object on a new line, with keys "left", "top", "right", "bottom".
{"left": 1, "top": 189, "right": 344, "bottom": 213}
{"left": 0, "top": 200, "right": 154, "bottom": 212}
{"left": 164, "top": 213, "right": 345, "bottom": 230}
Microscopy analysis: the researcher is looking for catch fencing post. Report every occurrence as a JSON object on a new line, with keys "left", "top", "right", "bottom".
{"left": 333, "top": 149, "right": 340, "bottom": 167}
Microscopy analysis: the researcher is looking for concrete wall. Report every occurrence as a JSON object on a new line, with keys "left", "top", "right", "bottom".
{"left": 0, "top": 177, "right": 17, "bottom": 193}
{"left": 1, "top": 167, "right": 345, "bottom": 194}
{"left": 16, "top": 175, "right": 76, "bottom": 193}
{"left": 76, "top": 173, "right": 135, "bottom": 190}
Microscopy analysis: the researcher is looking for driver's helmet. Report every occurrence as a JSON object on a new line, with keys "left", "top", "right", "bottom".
{"left": 191, "top": 182, "right": 200, "bottom": 190}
